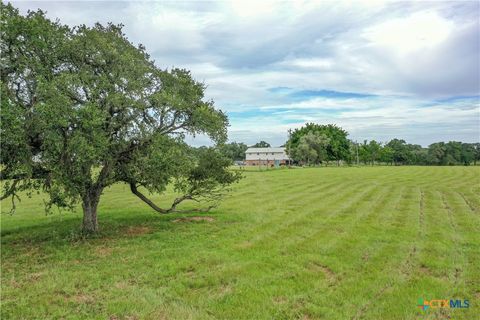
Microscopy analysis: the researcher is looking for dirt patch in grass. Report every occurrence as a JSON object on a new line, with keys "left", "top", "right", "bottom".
{"left": 362, "top": 252, "right": 370, "bottom": 262}
{"left": 218, "top": 284, "right": 233, "bottom": 296}
{"left": 23, "top": 246, "right": 41, "bottom": 256}
{"left": 9, "top": 278, "right": 22, "bottom": 288}
{"left": 273, "top": 296, "right": 288, "bottom": 305}
{"left": 95, "top": 246, "right": 113, "bottom": 257}
{"left": 236, "top": 241, "right": 253, "bottom": 249}
{"left": 181, "top": 267, "right": 196, "bottom": 278}
{"left": 114, "top": 281, "right": 129, "bottom": 290}
{"left": 109, "top": 316, "right": 139, "bottom": 320}
{"left": 146, "top": 310, "right": 169, "bottom": 320}
{"left": 306, "top": 262, "right": 336, "bottom": 285}
{"left": 172, "top": 216, "right": 215, "bottom": 223}
{"left": 475, "top": 291, "right": 480, "bottom": 299}
{"left": 307, "top": 262, "right": 335, "bottom": 276}
{"left": 125, "top": 226, "right": 153, "bottom": 236}
{"left": 29, "top": 271, "right": 45, "bottom": 282}
{"left": 72, "top": 293, "right": 95, "bottom": 304}
{"left": 419, "top": 264, "right": 432, "bottom": 275}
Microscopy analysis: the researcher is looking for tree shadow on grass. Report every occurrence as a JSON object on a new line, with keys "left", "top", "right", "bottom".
{"left": 1, "top": 209, "right": 220, "bottom": 248}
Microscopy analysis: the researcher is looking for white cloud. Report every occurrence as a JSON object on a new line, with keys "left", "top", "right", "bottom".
{"left": 363, "top": 11, "right": 453, "bottom": 55}
{"left": 281, "top": 58, "right": 334, "bottom": 70}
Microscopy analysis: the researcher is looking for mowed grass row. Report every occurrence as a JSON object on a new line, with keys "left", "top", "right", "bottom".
{"left": 1, "top": 166, "right": 479, "bottom": 319}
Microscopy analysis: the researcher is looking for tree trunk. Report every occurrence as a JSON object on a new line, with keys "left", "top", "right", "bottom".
{"left": 82, "top": 191, "right": 101, "bottom": 233}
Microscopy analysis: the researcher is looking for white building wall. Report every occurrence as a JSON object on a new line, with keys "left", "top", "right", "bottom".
{"left": 245, "top": 148, "right": 290, "bottom": 161}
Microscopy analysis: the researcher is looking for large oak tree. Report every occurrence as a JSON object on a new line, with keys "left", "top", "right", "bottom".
{"left": 0, "top": 4, "right": 240, "bottom": 233}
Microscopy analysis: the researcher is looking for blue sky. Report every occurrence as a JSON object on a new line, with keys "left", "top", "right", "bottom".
{"left": 12, "top": 0, "right": 480, "bottom": 146}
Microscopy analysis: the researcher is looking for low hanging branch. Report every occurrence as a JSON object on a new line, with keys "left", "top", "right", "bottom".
{"left": 0, "top": 180, "right": 21, "bottom": 215}
{"left": 0, "top": 179, "right": 19, "bottom": 201}
{"left": 129, "top": 182, "right": 216, "bottom": 214}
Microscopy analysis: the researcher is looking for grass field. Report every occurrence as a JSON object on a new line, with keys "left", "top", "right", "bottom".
{"left": 1, "top": 166, "right": 479, "bottom": 319}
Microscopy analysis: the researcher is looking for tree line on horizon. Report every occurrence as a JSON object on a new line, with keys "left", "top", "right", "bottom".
{"left": 219, "top": 123, "right": 480, "bottom": 166}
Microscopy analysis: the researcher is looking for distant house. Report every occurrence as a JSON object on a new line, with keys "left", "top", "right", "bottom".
{"left": 245, "top": 147, "right": 291, "bottom": 166}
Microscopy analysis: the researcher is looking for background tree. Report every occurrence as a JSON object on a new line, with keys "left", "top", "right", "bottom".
{"left": 346, "top": 140, "right": 359, "bottom": 165}
{"left": 286, "top": 123, "right": 350, "bottom": 165}
{"left": 407, "top": 144, "right": 428, "bottom": 165}
{"left": 358, "top": 141, "right": 369, "bottom": 165}
{"left": 460, "top": 143, "right": 475, "bottom": 165}
{"left": 427, "top": 142, "right": 446, "bottom": 165}
{"left": 0, "top": 4, "right": 241, "bottom": 233}
{"left": 251, "top": 141, "right": 271, "bottom": 148}
{"left": 219, "top": 142, "right": 248, "bottom": 161}
{"left": 386, "top": 139, "right": 409, "bottom": 165}
{"left": 444, "top": 141, "right": 462, "bottom": 165}
{"left": 323, "top": 124, "right": 350, "bottom": 165}
{"left": 473, "top": 143, "right": 480, "bottom": 165}
{"left": 365, "top": 140, "right": 382, "bottom": 165}
{"left": 290, "top": 131, "right": 329, "bottom": 165}
{"left": 379, "top": 145, "right": 394, "bottom": 165}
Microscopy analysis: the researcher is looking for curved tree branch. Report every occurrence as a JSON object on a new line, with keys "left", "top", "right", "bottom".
{"left": 0, "top": 180, "right": 21, "bottom": 214}
{"left": 129, "top": 182, "right": 215, "bottom": 214}
{"left": 0, "top": 179, "right": 19, "bottom": 201}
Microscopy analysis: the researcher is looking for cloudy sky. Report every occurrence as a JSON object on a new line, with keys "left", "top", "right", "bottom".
{"left": 11, "top": 0, "right": 480, "bottom": 146}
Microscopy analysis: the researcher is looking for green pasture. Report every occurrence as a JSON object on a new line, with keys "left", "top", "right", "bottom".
{"left": 1, "top": 166, "right": 479, "bottom": 319}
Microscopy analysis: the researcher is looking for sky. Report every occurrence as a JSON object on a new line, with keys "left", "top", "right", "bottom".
{"left": 10, "top": 0, "right": 480, "bottom": 147}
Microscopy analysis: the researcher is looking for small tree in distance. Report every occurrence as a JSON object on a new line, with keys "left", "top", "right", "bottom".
{"left": 251, "top": 141, "right": 271, "bottom": 148}
{"left": 219, "top": 142, "right": 248, "bottom": 161}
{"left": 286, "top": 123, "right": 349, "bottom": 165}
{"left": 291, "top": 132, "right": 329, "bottom": 165}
